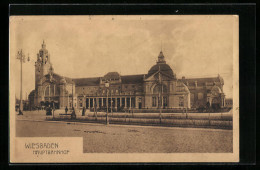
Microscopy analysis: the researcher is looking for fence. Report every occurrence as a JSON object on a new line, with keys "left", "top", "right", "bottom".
{"left": 90, "top": 107, "right": 232, "bottom": 113}
{"left": 47, "top": 111, "right": 233, "bottom": 129}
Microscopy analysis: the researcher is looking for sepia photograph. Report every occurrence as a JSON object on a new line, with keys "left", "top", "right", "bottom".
{"left": 9, "top": 15, "right": 239, "bottom": 163}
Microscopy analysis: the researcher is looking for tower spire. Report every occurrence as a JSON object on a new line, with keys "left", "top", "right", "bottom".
{"left": 161, "top": 40, "right": 162, "bottom": 52}
{"left": 42, "top": 40, "right": 46, "bottom": 49}
{"left": 157, "top": 50, "right": 166, "bottom": 64}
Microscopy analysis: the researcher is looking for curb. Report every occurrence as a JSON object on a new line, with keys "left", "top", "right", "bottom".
{"left": 16, "top": 118, "right": 233, "bottom": 131}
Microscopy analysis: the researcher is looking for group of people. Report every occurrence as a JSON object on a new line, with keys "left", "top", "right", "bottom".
{"left": 46, "top": 105, "right": 53, "bottom": 115}
{"left": 44, "top": 105, "right": 86, "bottom": 119}
{"left": 64, "top": 106, "right": 76, "bottom": 119}
{"left": 64, "top": 106, "right": 86, "bottom": 117}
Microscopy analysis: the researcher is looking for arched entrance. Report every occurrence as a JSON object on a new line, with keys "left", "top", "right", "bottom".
{"left": 152, "top": 84, "right": 168, "bottom": 108}
{"left": 43, "top": 83, "right": 60, "bottom": 109}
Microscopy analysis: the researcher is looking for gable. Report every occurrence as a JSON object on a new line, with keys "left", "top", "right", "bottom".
{"left": 144, "top": 71, "right": 175, "bottom": 82}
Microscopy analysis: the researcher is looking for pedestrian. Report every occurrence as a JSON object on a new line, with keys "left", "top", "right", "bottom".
{"left": 65, "top": 106, "right": 68, "bottom": 114}
{"left": 82, "top": 107, "right": 86, "bottom": 116}
{"left": 18, "top": 109, "right": 23, "bottom": 115}
{"left": 71, "top": 107, "right": 76, "bottom": 119}
{"left": 46, "top": 105, "right": 52, "bottom": 115}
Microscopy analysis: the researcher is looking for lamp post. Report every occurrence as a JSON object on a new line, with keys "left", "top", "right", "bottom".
{"left": 72, "top": 80, "right": 74, "bottom": 109}
{"left": 158, "top": 65, "right": 162, "bottom": 123}
{"left": 51, "top": 83, "right": 55, "bottom": 119}
{"left": 16, "top": 49, "right": 30, "bottom": 115}
{"left": 111, "top": 91, "right": 113, "bottom": 116}
{"left": 105, "top": 81, "right": 109, "bottom": 125}
{"left": 82, "top": 92, "right": 86, "bottom": 117}
{"left": 94, "top": 92, "right": 97, "bottom": 120}
{"left": 49, "top": 67, "right": 55, "bottom": 119}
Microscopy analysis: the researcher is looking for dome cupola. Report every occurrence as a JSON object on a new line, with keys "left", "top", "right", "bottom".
{"left": 157, "top": 51, "right": 166, "bottom": 64}
{"left": 147, "top": 51, "right": 176, "bottom": 79}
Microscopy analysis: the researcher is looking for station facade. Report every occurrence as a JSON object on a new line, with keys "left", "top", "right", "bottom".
{"left": 29, "top": 42, "right": 226, "bottom": 110}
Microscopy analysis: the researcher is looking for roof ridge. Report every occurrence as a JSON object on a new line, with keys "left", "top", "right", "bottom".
{"left": 121, "top": 74, "right": 146, "bottom": 77}
{"left": 73, "top": 77, "right": 101, "bottom": 80}
{"left": 184, "top": 76, "right": 219, "bottom": 80}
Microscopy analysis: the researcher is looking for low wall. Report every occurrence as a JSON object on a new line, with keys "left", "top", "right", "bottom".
{"left": 46, "top": 112, "right": 233, "bottom": 129}
{"left": 78, "top": 112, "right": 232, "bottom": 120}
{"left": 89, "top": 107, "right": 232, "bottom": 113}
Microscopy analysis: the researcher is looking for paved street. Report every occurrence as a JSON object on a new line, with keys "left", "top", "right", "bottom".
{"left": 16, "top": 117, "right": 233, "bottom": 153}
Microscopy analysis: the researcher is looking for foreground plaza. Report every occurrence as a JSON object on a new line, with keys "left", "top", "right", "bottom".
{"left": 16, "top": 111, "right": 233, "bottom": 153}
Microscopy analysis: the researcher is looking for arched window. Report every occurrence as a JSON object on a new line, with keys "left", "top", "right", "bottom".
{"left": 44, "top": 84, "right": 60, "bottom": 97}
{"left": 45, "top": 86, "right": 50, "bottom": 96}
{"left": 153, "top": 84, "right": 167, "bottom": 94}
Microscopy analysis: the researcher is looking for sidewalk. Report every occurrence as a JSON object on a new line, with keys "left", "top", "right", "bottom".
{"left": 16, "top": 109, "right": 98, "bottom": 121}
{"left": 16, "top": 110, "right": 233, "bottom": 130}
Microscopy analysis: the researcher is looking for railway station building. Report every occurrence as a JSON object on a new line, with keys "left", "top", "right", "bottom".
{"left": 29, "top": 41, "right": 226, "bottom": 110}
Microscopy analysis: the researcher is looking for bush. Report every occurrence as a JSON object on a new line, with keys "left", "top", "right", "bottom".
{"left": 212, "top": 104, "right": 220, "bottom": 112}
{"left": 197, "top": 105, "right": 205, "bottom": 113}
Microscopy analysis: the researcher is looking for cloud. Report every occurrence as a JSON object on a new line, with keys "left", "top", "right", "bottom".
{"left": 10, "top": 15, "right": 236, "bottom": 99}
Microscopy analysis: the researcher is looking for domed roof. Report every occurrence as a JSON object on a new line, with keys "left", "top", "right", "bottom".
{"left": 103, "top": 72, "right": 121, "bottom": 80}
{"left": 148, "top": 63, "right": 174, "bottom": 77}
{"left": 147, "top": 51, "right": 175, "bottom": 78}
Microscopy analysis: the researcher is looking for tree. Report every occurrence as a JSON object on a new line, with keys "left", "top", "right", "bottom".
{"left": 212, "top": 103, "right": 220, "bottom": 112}
{"left": 206, "top": 101, "right": 211, "bottom": 112}
{"left": 198, "top": 105, "right": 205, "bottom": 113}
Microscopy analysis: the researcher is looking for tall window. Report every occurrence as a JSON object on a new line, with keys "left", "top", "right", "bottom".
{"left": 190, "top": 93, "right": 194, "bottom": 106}
{"left": 179, "top": 96, "right": 184, "bottom": 107}
{"left": 163, "top": 96, "right": 167, "bottom": 107}
{"left": 44, "top": 84, "right": 59, "bottom": 97}
{"left": 79, "top": 99, "right": 83, "bottom": 107}
{"left": 198, "top": 93, "right": 204, "bottom": 100}
{"left": 45, "top": 86, "right": 50, "bottom": 96}
{"left": 152, "top": 96, "right": 157, "bottom": 107}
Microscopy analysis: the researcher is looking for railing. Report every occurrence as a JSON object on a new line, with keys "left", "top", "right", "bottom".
{"left": 48, "top": 111, "right": 233, "bottom": 129}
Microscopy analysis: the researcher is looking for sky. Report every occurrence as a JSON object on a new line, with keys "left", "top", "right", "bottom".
{"left": 10, "top": 15, "right": 237, "bottom": 100}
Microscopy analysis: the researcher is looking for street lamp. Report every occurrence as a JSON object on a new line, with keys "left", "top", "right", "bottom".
{"left": 16, "top": 49, "right": 30, "bottom": 115}
{"left": 72, "top": 80, "right": 74, "bottom": 110}
{"left": 158, "top": 65, "right": 162, "bottom": 123}
{"left": 111, "top": 91, "right": 113, "bottom": 116}
{"left": 94, "top": 92, "right": 98, "bottom": 120}
{"left": 105, "top": 81, "right": 109, "bottom": 125}
{"left": 49, "top": 68, "right": 55, "bottom": 119}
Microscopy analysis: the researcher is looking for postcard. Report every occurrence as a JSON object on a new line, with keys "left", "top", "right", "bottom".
{"left": 9, "top": 15, "right": 239, "bottom": 163}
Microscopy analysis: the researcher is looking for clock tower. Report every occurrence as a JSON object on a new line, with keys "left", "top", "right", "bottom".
{"left": 35, "top": 40, "right": 52, "bottom": 89}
